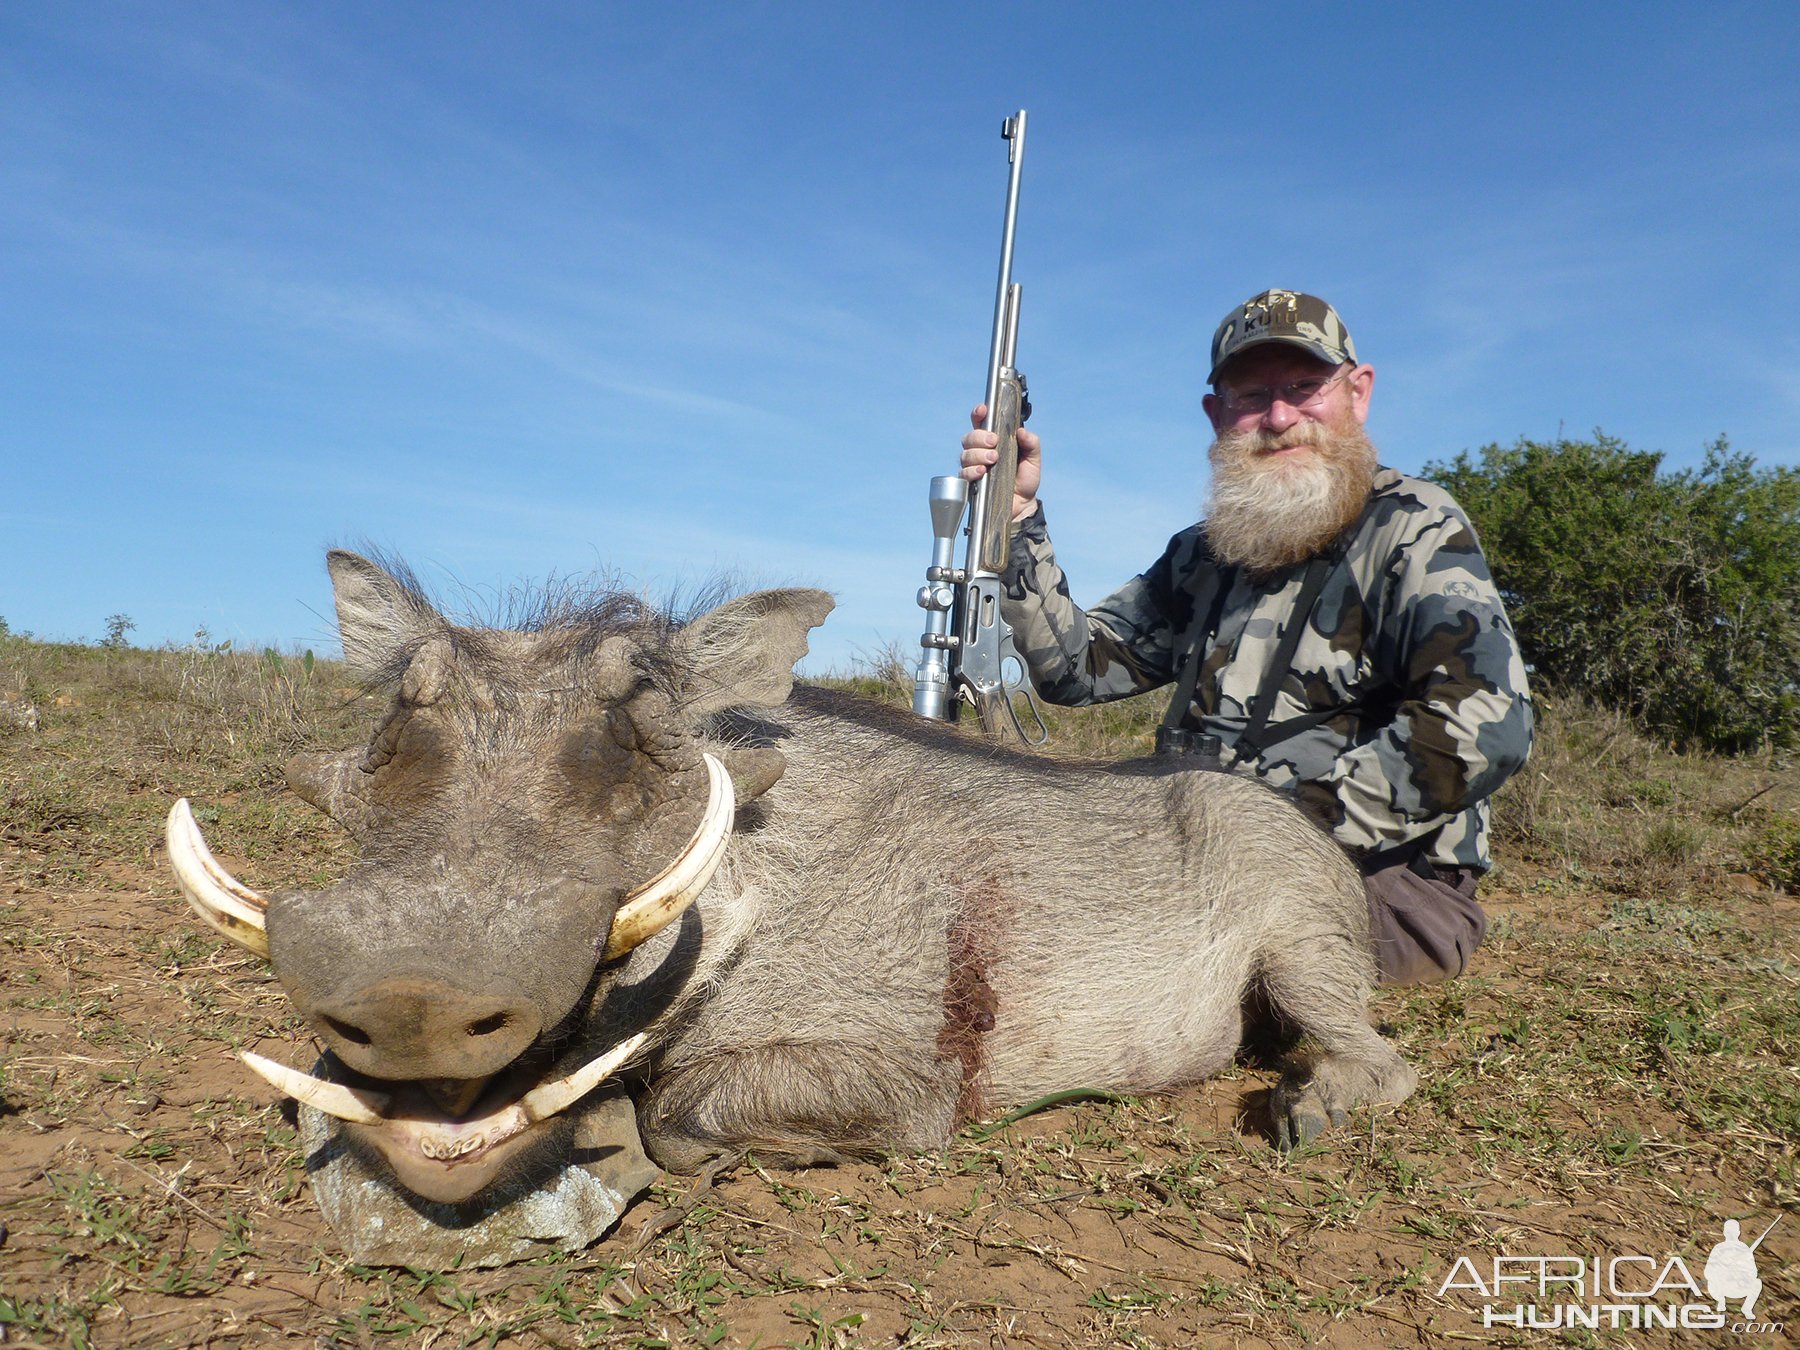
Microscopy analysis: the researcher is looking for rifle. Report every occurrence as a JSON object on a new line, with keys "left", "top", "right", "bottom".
{"left": 911, "top": 110, "right": 1049, "bottom": 745}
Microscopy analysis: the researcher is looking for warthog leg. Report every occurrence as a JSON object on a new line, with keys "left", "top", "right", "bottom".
{"left": 638, "top": 1042, "right": 962, "bottom": 1175}
{"left": 1260, "top": 915, "right": 1418, "bottom": 1149}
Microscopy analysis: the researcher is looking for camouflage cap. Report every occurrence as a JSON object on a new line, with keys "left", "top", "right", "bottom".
{"left": 1208, "top": 289, "right": 1357, "bottom": 384}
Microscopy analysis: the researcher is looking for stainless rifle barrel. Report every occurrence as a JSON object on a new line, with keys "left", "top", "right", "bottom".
{"left": 966, "top": 110, "right": 1027, "bottom": 581}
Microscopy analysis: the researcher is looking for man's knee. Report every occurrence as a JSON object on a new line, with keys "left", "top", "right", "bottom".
{"left": 1363, "top": 859, "right": 1487, "bottom": 986}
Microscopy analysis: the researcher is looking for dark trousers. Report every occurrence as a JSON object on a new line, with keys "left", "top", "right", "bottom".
{"left": 1362, "top": 857, "right": 1487, "bottom": 986}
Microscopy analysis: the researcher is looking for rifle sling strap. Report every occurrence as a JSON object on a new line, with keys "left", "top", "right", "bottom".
{"left": 1235, "top": 551, "right": 1335, "bottom": 759}
{"left": 1160, "top": 530, "right": 1354, "bottom": 759}
{"left": 1159, "top": 563, "right": 1236, "bottom": 732}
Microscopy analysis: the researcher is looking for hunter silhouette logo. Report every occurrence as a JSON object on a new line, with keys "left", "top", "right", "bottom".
{"left": 1438, "top": 1214, "right": 1785, "bottom": 1334}
{"left": 1705, "top": 1217, "right": 1775, "bottom": 1319}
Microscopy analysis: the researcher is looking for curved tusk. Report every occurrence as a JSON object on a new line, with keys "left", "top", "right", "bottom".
{"left": 518, "top": 1031, "right": 650, "bottom": 1123}
{"left": 602, "top": 753, "right": 734, "bottom": 960}
{"left": 240, "top": 1050, "right": 392, "bottom": 1126}
{"left": 240, "top": 1037, "right": 647, "bottom": 1160}
{"left": 167, "top": 798, "right": 270, "bottom": 959}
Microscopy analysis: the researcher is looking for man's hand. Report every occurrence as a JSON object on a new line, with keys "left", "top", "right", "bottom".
{"left": 960, "top": 405, "right": 1041, "bottom": 522}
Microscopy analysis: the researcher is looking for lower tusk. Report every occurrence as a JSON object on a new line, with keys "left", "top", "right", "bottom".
{"left": 241, "top": 1051, "right": 392, "bottom": 1125}
{"left": 602, "top": 754, "right": 733, "bottom": 960}
{"left": 237, "top": 1032, "right": 647, "bottom": 1152}
{"left": 518, "top": 1031, "right": 650, "bottom": 1123}
{"left": 167, "top": 798, "right": 270, "bottom": 958}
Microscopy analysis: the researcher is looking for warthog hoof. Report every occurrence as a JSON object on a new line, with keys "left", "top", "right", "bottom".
{"left": 1271, "top": 1075, "right": 1346, "bottom": 1149}
{"left": 1269, "top": 1045, "right": 1417, "bottom": 1149}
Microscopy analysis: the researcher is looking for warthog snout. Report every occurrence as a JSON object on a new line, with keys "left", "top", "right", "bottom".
{"left": 264, "top": 870, "right": 630, "bottom": 1092}
{"left": 309, "top": 975, "right": 543, "bottom": 1082}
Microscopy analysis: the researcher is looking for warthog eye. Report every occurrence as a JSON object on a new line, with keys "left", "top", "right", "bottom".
{"left": 363, "top": 716, "right": 454, "bottom": 814}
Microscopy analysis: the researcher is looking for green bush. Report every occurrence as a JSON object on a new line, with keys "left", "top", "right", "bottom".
{"left": 1426, "top": 435, "right": 1800, "bottom": 753}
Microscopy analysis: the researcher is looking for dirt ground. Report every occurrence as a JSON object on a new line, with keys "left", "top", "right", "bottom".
{"left": 3, "top": 852, "right": 1795, "bottom": 1348}
{"left": 1, "top": 649, "right": 1796, "bottom": 1346}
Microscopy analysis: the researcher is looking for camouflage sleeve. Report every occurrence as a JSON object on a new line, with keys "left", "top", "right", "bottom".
{"left": 998, "top": 505, "right": 1190, "bottom": 705}
{"left": 1293, "top": 504, "right": 1534, "bottom": 856}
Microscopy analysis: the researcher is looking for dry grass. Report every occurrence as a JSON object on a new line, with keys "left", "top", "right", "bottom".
{"left": 2, "top": 633, "right": 1796, "bottom": 1347}
{"left": 1492, "top": 690, "right": 1800, "bottom": 896}
{"left": 827, "top": 644, "right": 1175, "bottom": 762}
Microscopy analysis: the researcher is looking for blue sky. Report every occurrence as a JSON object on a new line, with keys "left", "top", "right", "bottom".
{"left": 5, "top": 3, "right": 1797, "bottom": 671}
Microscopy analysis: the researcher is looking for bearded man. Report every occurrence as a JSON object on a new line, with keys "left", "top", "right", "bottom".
{"left": 959, "top": 289, "right": 1533, "bottom": 985}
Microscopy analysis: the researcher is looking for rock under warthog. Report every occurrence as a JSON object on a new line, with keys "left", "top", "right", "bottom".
{"left": 171, "top": 550, "right": 1415, "bottom": 1248}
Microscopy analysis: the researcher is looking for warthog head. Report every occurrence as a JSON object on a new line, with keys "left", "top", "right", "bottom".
{"left": 169, "top": 550, "right": 831, "bottom": 1205}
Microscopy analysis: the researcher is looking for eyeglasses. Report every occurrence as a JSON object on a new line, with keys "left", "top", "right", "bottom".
{"left": 1217, "top": 367, "right": 1355, "bottom": 417}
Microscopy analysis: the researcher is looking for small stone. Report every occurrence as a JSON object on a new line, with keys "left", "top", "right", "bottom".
{"left": 300, "top": 1083, "right": 659, "bottom": 1269}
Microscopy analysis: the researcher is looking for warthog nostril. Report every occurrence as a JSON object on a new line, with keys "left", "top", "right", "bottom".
{"left": 308, "top": 978, "right": 542, "bottom": 1080}
{"left": 323, "top": 1016, "right": 373, "bottom": 1046}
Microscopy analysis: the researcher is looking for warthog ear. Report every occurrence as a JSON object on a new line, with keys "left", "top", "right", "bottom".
{"left": 326, "top": 550, "right": 443, "bottom": 679}
{"left": 674, "top": 588, "right": 834, "bottom": 722}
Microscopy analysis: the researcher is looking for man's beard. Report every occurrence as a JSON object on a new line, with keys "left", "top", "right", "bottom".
{"left": 1203, "top": 418, "right": 1379, "bottom": 574}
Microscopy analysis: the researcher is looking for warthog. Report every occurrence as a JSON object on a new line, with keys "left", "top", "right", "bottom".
{"left": 170, "top": 551, "right": 1414, "bottom": 1236}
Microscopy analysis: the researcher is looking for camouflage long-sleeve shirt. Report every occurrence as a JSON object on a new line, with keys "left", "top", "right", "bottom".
{"left": 1002, "top": 468, "right": 1533, "bottom": 872}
